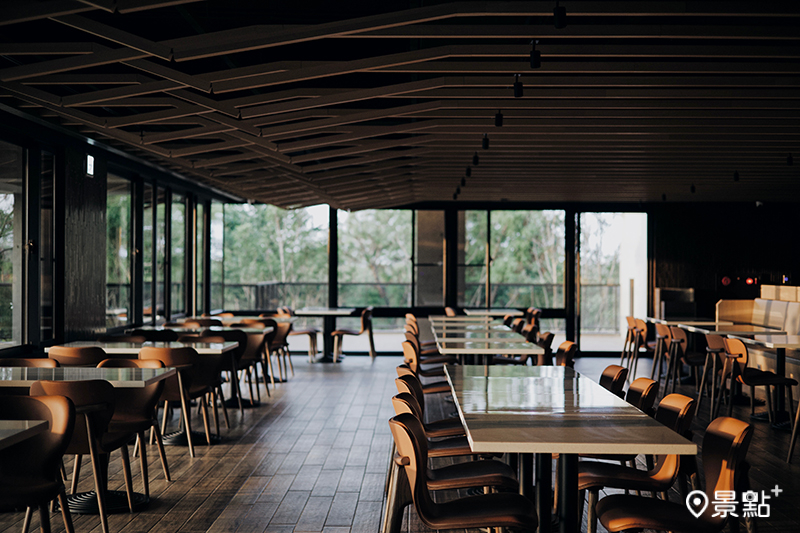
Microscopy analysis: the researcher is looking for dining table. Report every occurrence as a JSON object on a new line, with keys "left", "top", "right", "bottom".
{"left": 293, "top": 307, "right": 357, "bottom": 362}
{"left": 0, "top": 365, "right": 176, "bottom": 514}
{"left": 463, "top": 308, "right": 524, "bottom": 317}
{"left": 45, "top": 340, "right": 238, "bottom": 356}
{"left": 0, "top": 420, "right": 49, "bottom": 451}
{"left": 444, "top": 364, "right": 697, "bottom": 533}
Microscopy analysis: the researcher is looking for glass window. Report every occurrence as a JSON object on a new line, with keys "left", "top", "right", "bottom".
{"left": 40, "top": 151, "right": 54, "bottom": 341}
{"left": 223, "top": 203, "right": 328, "bottom": 310}
{"left": 458, "top": 210, "right": 487, "bottom": 307}
{"left": 155, "top": 188, "right": 167, "bottom": 323}
{"left": 171, "top": 193, "right": 186, "bottom": 316}
{"left": 414, "top": 210, "right": 444, "bottom": 307}
{"left": 579, "top": 212, "right": 647, "bottom": 351}
{"left": 0, "top": 141, "right": 24, "bottom": 346}
{"left": 196, "top": 202, "right": 205, "bottom": 316}
{"left": 210, "top": 202, "right": 224, "bottom": 311}
{"left": 338, "top": 209, "right": 412, "bottom": 307}
{"left": 143, "top": 183, "right": 154, "bottom": 323}
{"left": 489, "top": 210, "right": 565, "bottom": 308}
{"left": 106, "top": 174, "right": 132, "bottom": 329}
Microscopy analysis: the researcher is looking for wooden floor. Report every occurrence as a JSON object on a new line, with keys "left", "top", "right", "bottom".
{"left": 2, "top": 355, "right": 799, "bottom": 533}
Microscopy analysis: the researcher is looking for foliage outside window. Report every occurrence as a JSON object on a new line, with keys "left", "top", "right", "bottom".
{"left": 171, "top": 193, "right": 186, "bottom": 315}
{"left": 338, "top": 209, "right": 412, "bottom": 308}
{"left": 489, "top": 210, "right": 565, "bottom": 308}
{"left": 210, "top": 202, "right": 224, "bottom": 311}
{"left": 106, "top": 174, "right": 132, "bottom": 328}
{"left": 222, "top": 204, "right": 327, "bottom": 310}
{"left": 143, "top": 184, "right": 154, "bottom": 323}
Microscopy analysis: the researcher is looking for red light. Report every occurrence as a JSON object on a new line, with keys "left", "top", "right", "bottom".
{"left": 745, "top": 278, "right": 754, "bottom": 285}
{"left": 721, "top": 276, "right": 731, "bottom": 286}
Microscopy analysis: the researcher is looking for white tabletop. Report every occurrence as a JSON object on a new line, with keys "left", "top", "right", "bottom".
{"left": 138, "top": 325, "right": 271, "bottom": 334}
{"left": 194, "top": 315, "right": 294, "bottom": 325}
{"left": 436, "top": 340, "right": 544, "bottom": 356}
{"left": 0, "top": 366, "right": 176, "bottom": 388}
{"left": 464, "top": 308, "right": 524, "bottom": 317}
{"left": 46, "top": 341, "right": 237, "bottom": 355}
{"left": 429, "top": 315, "right": 498, "bottom": 323}
{"left": 294, "top": 307, "right": 356, "bottom": 316}
{"left": 646, "top": 317, "right": 734, "bottom": 326}
{"left": 735, "top": 335, "right": 800, "bottom": 350}
{"left": 445, "top": 365, "right": 697, "bottom": 455}
{"left": 679, "top": 324, "right": 785, "bottom": 336}
{"left": 432, "top": 325, "right": 516, "bottom": 334}
{"left": 0, "top": 420, "right": 49, "bottom": 451}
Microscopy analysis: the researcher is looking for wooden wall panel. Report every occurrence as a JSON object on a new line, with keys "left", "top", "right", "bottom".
{"left": 62, "top": 148, "right": 106, "bottom": 341}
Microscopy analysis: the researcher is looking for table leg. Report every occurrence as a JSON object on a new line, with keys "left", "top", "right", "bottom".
{"left": 558, "top": 454, "right": 579, "bottom": 533}
{"left": 319, "top": 316, "right": 343, "bottom": 362}
{"left": 773, "top": 347, "right": 791, "bottom": 427}
{"left": 535, "top": 453, "right": 552, "bottom": 533}
{"left": 519, "top": 453, "right": 533, "bottom": 499}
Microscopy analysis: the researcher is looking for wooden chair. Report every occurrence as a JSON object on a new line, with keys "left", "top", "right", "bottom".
{"left": 696, "top": 334, "right": 726, "bottom": 417}
{"left": 97, "top": 335, "right": 147, "bottom": 343}
{"left": 388, "top": 413, "right": 537, "bottom": 532}
{"left": 554, "top": 341, "right": 577, "bottom": 368}
{"left": 30, "top": 380, "right": 136, "bottom": 533}
{"left": 599, "top": 365, "right": 629, "bottom": 398}
{"left": 201, "top": 327, "right": 249, "bottom": 413}
{"left": 649, "top": 322, "right": 671, "bottom": 382}
{"left": 382, "top": 411, "right": 522, "bottom": 533}
{"left": 276, "top": 308, "right": 320, "bottom": 363}
{"left": 619, "top": 316, "right": 637, "bottom": 368}
{"left": 715, "top": 337, "right": 797, "bottom": 424}
{"left": 331, "top": 306, "right": 375, "bottom": 362}
{"left": 184, "top": 318, "right": 223, "bottom": 327}
{"left": 0, "top": 395, "right": 76, "bottom": 533}
{"left": 0, "top": 357, "right": 58, "bottom": 367}
{"left": 666, "top": 326, "right": 707, "bottom": 394}
{"left": 444, "top": 306, "right": 457, "bottom": 317}
{"left": 96, "top": 359, "right": 171, "bottom": 499}
{"left": 596, "top": 417, "right": 753, "bottom": 533}
{"left": 395, "top": 374, "right": 464, "bottom": 438}
{"left": 578, "top": 393, "right": 695, "bottom": 533}
{"left": 48, "top": 346, "right": 107, "bottom": 366}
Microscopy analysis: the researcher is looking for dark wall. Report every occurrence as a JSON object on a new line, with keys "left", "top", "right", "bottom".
{"left": 650, "top": 202, "right": 800, "bottom": 317}
{"left": 60, "top": 148, "right": 106, "bottom": 341}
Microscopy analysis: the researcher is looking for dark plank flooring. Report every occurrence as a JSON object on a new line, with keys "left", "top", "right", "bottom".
{"left": 2, "top": 354, "right": 799, "bottom": 533}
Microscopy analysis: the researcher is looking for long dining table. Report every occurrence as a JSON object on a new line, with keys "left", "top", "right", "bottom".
{"left": 444, "top": 364, "right": 697, "bottom": 533}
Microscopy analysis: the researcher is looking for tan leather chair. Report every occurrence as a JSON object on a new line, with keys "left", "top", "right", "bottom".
{"left": 97, "top": 335, "right": 147, "bottom": 343}
{"left": 578, "top": 393, "right": 696, "bottom": 533}
{"left": 444, "top": 306, "right": 457, "bottom": 317}
{"left": 396, "top": 363, "right": 450, "bottom": 395}
{"left": 184, "top": 318, "right": 223, "bottom": 327}
{"left": 388, "top": 413, "right": 537, "bottom": 531}
{"left": 599, "top": 364, "right": 629, "bottom": 398}
{"left": 202, "top": 327, "right": 249, "bottom": 413}
{"left": 666, "top": 326, "right": 707, "bottom": 393}
{"left": 96, "top": 359, "right": 171, "bottom": 499}
{"left": 554, "top": 341, "right": 577, "bottom": 368}
{"left": 30, "top": 380, "right": 136, "bottom": 533}
{"left": 596, "top": 417, "right": 753, "bottom": 533}
{"left": 649, "top": 322, "right": 671, "bottom": 381}
{"left": 331, "top": 307, "right": 375, "bottom": 362}
{"left": 48, "top": 346, "right": 107, "bottom": 366}
{"left": 230, "top": 321, "right": 273, "bottom": 396}
{"left": 0, "top": 357, "right": 58, "bottom": 367}
{"left": 395, "top": 374, "right": 464, "bottom": 438}
{"left": 0, "top": 394, "right": 76, "bottom": 533}
{"left": 716, "top": 337, "right": 797, "bottom": 424}
{"left": 275, "top": 308, "right": 320, "bottom": 363}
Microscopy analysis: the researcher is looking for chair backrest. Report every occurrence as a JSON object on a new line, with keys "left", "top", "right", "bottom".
{"left": 132, "top": 329, "right": 179, "bottom": 342}
{"left": 536, "top": 331, "right": 555, "bottom": 351}
{"left": 634, "top": 318, "right": 648, "bottom": 343}
{"left": 48, "top": 345, "right": 107, "bottom": 366}
{"left": 0, "top": 357, "right": 58, "bottom": 367}
{"left": 722, "top": 337, "right": 749, "bottom": 370}
{"left": 401, "top": 341, "right": 420, "bottom": 373}
{"left": 625, "top": 377, "right": 659, "bottom": 415}
{"left": 654, "top": 323, "right": 671, "bottom": 341}
{"left": 625, "top": 316, "right": 636, "bottom": 329}
{"left": 404, "top": 322, "right": 419, "bottom": 336}
{"left": 0, "top": 394, "right": 75, "bottom": 481}
{"left": 395, "top": 373, "right": 426, "bottom": 415}
{"left": 388, "top": 413, "right": 439, "bottom": 529}
{"left": 444, "top": 307, "right": 457, "bottom": 317}
{"left": 645, "top": 393, "right": 696, "bottom": 487}
{"left": 30, "top": 379, "right": 116, "bottom": 456}
{"left": 202, "top": 328, "right": 248, "bottom": 362}
{"left": 96, "top": 359, "right": 165, "bottom": 418}
{"left": 184, "top": 318, "right": 223, "bottom": 327}
{"left": 97, "top": 335, "right": 147, "bottom": 343}
{"left": 359, "top": 307, "right": 373, "bottom": 334}
{"left": 511, "top": 317, "right": 525, "bottom": 333}
{"left": 139, "top": 346, "right": 199, "bottom": 392}
{"left": 392, "top": 392, "right": 425, "bottom": 420}
{"left": 698, "top": 417, "right": 753, "bottom": 528}
{"left": 599, "top": 364, "right": 628, "bottom": 398}
{"left": 668, "top": 326, "right": 689, "bottom": 359}
{"left": 270, "top": 321, "right": 293, "bottom": 347}
{"left": 554, "top": 341, "right": 577, "bottom": 367}
{"left": 216, "top": 312, "right": 235, "bottom": 318}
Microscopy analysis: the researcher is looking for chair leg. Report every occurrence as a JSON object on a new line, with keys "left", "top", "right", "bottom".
{"left": 85, "top": 422, "right": 110, "bottom": 533}
{"left": 200, "top": 396, "right": 212, "bottom": 445}
{"left": 765, "top": 386, "right": 774, "bottom": 424}
{"left": 211, "top": 391, "right": 220, "bottom": 437}
{"left": 70, "top": 454, "right": 82, "bottom": 494}
{"left": 137, "top": 432, "right": 150, "bottom": 500}
{"left": 258, "top": 360, "right": 271, "bottom": 398}
{"left": 333, "top": 335, "right": 340, "bottom": 363}
{"left": 119, "top": 445, "right": 135, "bottom": 513}
{"left": 285, "top": 346, "right": 294, "bottom": 376}
{"left": 37, "top": 504, "right": 52, "bottom": 533}
{"left": 151, "top": 422, "right": 171, "bottom": 481}
{"left": 787, "top": 395, "right": 800, "bottom": 462}
{"left": 587, "top": 488, "right": 599, "bottom": 533}
{"left": 788, "top": 386, "right": 795, "bottom": 433}
{"left": 696, "top": 355, "right": 711, "bottom": 415}
{"left": 22, "top": 507, "right": 32, "bottom": 533}
{"left": 57, "top": 485, "right": 75, "bottom": 533}
{"left": 219, "top": 385, "right": 231, "bottom": 428}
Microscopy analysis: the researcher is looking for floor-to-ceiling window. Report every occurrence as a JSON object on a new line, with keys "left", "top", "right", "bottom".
{"left": 459, "top": 210, "right": 488, "bottom": 308}
{"left": 196, "top": 201, "right": 205, "bottom": 316}
{"left": 106, "top": 173, "right": 132, "bottom": 328}
{"left": 171, "top": 192, "right": 186, "bottom": 317}
{"left": 579, "top": 212, "right": 647, "bottom": 351}
{"left": 155, "top": 188, "right": 167, "bottom": 322}
{"left": 39, "top": 151, "right": 55, "bottom": 342}
{"left": 143, "top": 183, "right": 154, "bottom": 323}
{"left": 210, "top": 201, "right": 224, "bottom": 311}
{"left": 0, "top": 140, "right": 24, "bottom": 346}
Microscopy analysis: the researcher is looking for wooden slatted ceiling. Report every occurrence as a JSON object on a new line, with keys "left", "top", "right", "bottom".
{"left": 1, "top": 1, "right": 800, "bottom": 209}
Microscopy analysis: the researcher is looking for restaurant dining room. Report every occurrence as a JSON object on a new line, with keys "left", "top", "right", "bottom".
{"left": 1, "top": 2, "right": 800, "bottom": 533}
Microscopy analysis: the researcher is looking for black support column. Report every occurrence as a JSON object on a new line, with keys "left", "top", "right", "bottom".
{"left": 565, "top": 208, "right": 578, "bottom": 343}
{"left": 324, "top": 205, "right": 338, "bottom": 359}
{"left": 443, "top": 207, "right": 458, "bottom": 308}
